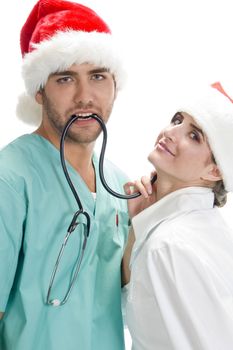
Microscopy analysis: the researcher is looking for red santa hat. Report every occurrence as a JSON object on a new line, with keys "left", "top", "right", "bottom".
{"left": 178, "top": 81, "right": 233, "bottom": 192}
{"left": 17, "top": 0, "right": 126, "bottom": 125}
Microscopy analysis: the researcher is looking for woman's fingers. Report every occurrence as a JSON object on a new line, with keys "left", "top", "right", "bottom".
{"left": 124, "top": 172, "right": 157, "bottom": 198}
{"left": 124, "top": 181, "right": 136, "bottom": 195}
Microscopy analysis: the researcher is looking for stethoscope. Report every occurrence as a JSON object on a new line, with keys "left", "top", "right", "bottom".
{"left": 46, "top": 114, "right": 156, "bottom": 306}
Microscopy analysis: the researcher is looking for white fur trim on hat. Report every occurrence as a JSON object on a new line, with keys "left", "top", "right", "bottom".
{"left": 23, "top": 30, "right": 125, "bottom": 95}
{"left": 17, "top": 30, "right": 126, "bottom": 125}
{"left": 178, "top": 86, "right": 233, "bottom": 192}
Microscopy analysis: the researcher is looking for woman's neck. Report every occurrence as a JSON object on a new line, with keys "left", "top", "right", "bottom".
{"left": 155, "top": 173, "right": 210, "bottom": 201}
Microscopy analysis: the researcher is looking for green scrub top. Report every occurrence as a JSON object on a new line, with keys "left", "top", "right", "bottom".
{"left": 0, "top": 134, "right": 129, "bottom": 350}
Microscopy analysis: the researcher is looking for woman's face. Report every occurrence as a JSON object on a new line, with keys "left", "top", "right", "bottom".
{"left": 148, "top": 112, "right": 217, "bottom": 186}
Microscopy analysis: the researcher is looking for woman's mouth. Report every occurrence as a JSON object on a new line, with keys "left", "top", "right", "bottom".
{"left": 157, "top": 141, "right": 175, "bottom": 156}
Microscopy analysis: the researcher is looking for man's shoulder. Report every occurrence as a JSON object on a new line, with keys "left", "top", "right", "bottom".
{"left": 0, "top": 133, "right": 48, "bottom": 162}
{"left": 101, "top": 157, "right": 129, "bottom": 182}
{"left": 1, "top": 134, "right": 31, "bottom": 155}
{"left": 0, "top": 134, "right": 47, "bottom": 178}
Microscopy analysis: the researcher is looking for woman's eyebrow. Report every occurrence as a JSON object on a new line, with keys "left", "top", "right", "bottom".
{"left": 190, "top": 123, "right": 205, "bottom": 139}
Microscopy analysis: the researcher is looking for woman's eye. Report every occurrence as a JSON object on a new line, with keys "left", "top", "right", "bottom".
{"left": 171, "top": 114, "right": 183, "bottom": 125}
{"left": 190, "top": 131, "right": 200, "bottom": 142}
{"left": 173, "top": 119, "right": 181, "bottom": 125}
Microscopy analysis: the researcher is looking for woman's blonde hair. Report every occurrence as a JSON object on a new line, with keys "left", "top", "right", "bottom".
{"left": 211, "top": 154, "right": 228, "bottom": 207}
{"left": 213, "top": 180, "right": 227, "bottom": 207}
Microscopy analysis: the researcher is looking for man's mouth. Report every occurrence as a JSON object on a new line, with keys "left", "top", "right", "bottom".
{"left": 72, "top": 113, "right": 95, "bottom": 120}
{"left": 69, "top": 113, "right": 101, "bottom": 126}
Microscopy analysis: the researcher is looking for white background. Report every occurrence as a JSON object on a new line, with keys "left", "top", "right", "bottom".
{"left": 1, "top": 1, "right": 233, "bottom": 348}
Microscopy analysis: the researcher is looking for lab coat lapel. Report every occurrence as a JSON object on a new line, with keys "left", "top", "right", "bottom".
{"left": 131, "top": 187, "right": 214, "bottom": 264}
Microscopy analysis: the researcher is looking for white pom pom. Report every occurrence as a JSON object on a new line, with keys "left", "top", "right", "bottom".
{"left": 16, "top": 92, "right": 42, "bottom": 126}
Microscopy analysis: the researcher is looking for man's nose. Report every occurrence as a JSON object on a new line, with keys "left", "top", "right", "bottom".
{"left": 73, "top": 80, "right": 93, "bottom": 106}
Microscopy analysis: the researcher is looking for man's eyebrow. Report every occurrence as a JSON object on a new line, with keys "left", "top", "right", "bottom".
{"left": 190, "top": 123, "right": 205, "bottom": 139}
{"left": 50, "top": 68, "right": 110, "bottom": 77}
{"left": 88, "top": 67, "right": 110, "bottom": 74}
{"left": 50, "top": 71, "right": 77, "bottom": 77}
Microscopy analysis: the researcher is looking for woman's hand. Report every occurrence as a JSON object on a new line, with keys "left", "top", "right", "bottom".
{"left": 124, "top": 171, "right": 157, "bottom": 218}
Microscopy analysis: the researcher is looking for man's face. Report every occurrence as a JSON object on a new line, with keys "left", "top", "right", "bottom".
{"left": 36, "top": 63, "right": 116, "bottom": 144}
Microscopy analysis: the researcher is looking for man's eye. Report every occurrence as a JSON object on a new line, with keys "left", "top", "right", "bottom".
{"left": 57, "top": 76, "right": 73, "bottom": 83}
{"left": 91, "top": 74, "right": 105, "bottom": 81}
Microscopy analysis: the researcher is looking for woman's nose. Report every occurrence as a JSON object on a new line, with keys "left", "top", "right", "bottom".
{"left": 163, "top": 126, "right": 178, "bottom": 143}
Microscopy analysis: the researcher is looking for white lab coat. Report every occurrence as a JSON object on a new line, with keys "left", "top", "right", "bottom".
{"left": 126, "top": 187, "right": 233, "bottom": 350}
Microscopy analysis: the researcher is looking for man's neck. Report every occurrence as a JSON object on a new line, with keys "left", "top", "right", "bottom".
{"left": 34, "top": 127, "right": 96, "bottom": 193}
{"left": 65, "top": 141, "right": 96, "bottom": 193}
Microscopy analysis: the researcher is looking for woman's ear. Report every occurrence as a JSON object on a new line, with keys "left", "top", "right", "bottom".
{"left": 201, "top": 164, "right": 222, "bottom": 182}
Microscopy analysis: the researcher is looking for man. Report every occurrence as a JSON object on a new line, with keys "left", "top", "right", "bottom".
{"left": 0, "top": 1, "right": 129, "bottom": 349}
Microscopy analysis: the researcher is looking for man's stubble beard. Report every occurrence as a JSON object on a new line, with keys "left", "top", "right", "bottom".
{"left": 41, "top": 92, "right": 113, "bottom": 144}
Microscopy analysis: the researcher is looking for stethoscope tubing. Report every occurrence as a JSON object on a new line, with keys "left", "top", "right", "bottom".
{"left": 46, "top": 114, "right": 156, "bottom": 306}
{"left": 60, "top": 117, "right": 84, "bottom": 209}
{"left": 60, "top": 114, "right": 156, "bottom": 201}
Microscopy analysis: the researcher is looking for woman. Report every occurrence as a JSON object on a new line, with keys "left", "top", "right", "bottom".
{"left": 123, "top": 82, "right": 233, "bottom": 350}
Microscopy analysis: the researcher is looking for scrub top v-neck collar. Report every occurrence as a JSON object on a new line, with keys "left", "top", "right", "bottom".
{"left": 30, "top": 133, "right": 101, "bottom": 215}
